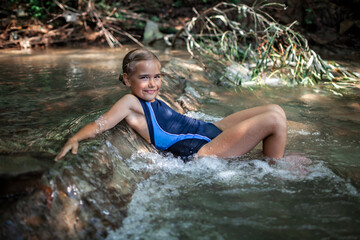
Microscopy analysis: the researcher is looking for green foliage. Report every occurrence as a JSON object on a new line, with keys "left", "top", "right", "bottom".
{"left": 97, "top": 0, "right": 110, "bottom": 10}
{"left": 173, "top": 0, "right": 182, "bottom": 8}
{"left": 182, "top": 2, "right": 355, "bottom": 87}
{"left": 114, "top": 12, "right": 126, "bottom": 20}
{"left": 135, "top": 7, "right": 146, "bottom": 13}
{"left": 304, "top": 8, "right": 314, "bottom": 25}
{"left": 29, "top": 0, "right": 43, "bottom": 18}
{"left": 135, "top": 21, "right": 145, "bottom": 29}
{"left": 8, "top": 0, "right": 57, "bottom": 20}
{"left": 150, "top": 16, "right": 160, "bottom": 22}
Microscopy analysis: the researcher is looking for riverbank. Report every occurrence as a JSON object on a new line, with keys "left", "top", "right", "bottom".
{"left": 1, "top": 0, "right": 359, "bottom": 52}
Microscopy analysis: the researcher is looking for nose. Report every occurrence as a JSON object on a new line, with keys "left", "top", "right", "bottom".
{"left": 148, "top": 77, "right": 155, "bottom": 87}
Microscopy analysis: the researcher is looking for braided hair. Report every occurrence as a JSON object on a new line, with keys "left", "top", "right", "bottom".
{"left": 119, "top": 48, "right": 160, "bottom": 84}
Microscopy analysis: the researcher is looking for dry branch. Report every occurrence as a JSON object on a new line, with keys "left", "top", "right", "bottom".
{"left": 176, "top": 2, "right": 355, "bottom": 85}
{"left": 0, "top": 0, "right": 147, "bottom": 49}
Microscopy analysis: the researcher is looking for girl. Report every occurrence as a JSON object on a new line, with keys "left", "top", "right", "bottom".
{"left": 55, "top": 48, "right": 287, "bottom": 161}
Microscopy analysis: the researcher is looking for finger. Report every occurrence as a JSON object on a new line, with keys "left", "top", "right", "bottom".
{"left": 71, "top": 142, "right": 78, "bottom": 154}
{"left": 55, "top": 150, "right": 67, "bottom": 161}
{"left": 55, "top": 145, "right": 72, "bottom": 161}
{"left": 55, "top": 152, "right": 64, "bottom": 161}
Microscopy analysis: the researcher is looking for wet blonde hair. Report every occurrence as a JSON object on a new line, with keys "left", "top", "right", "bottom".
{"left": 119, "top": 48, "right": 160, "bottom": 84}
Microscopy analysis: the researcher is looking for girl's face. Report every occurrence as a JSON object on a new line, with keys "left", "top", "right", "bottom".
{"left": 123, "top": 59, "right": 162, "bottom": 102}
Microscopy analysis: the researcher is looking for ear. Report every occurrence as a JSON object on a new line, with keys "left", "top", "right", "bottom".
{"left": 123, "top": 73, "right": 131, "bottom": 87}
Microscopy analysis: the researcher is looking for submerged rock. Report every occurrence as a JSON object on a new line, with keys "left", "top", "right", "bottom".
{"left": 331, "top": 166, "right": 360, "bottom": 190}
{"left": 0, "top": 152, "right": 53, "bottom": 198}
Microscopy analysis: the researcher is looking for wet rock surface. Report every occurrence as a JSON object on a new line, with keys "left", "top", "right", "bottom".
{"left": 0, "top": 57, "right": 204, "bottom": 239}
{"left": 0, "top": 152, "right": 53, "bottom": 199}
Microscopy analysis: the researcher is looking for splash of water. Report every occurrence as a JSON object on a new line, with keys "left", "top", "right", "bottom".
{"left": 107, "top": 150, "right": 358, "bottom": 239}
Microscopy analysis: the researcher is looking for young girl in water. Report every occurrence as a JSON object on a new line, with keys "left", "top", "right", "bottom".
{"left": 55, "top": 48, "right": 287, "bottom": 161}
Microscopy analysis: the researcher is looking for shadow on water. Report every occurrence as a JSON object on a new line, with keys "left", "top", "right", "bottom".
{"left": 0, "top": 47, "right": 360, "bottom": 239}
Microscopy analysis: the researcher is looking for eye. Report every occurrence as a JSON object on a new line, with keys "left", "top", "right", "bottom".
{"left": 155, "top": 74, "right": 161, "bottom": 79}
{"left": 140, "top": 75, "right": 149, "bottom": 80}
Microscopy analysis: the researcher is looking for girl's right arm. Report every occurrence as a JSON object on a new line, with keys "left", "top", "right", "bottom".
{"left": 55, "top": 94, "right": 136, "bottom": 161}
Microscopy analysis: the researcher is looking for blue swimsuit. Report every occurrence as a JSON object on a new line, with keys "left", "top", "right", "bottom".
{"left": 137, "top": 97, "right": 222, "bottom": 157}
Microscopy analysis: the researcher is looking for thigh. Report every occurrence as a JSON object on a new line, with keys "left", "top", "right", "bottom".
{"left": 214, "top": 104, "right": 285, "bottom": 131}
{"left": 198, "top": 112, "right": 276, "bottom": 158}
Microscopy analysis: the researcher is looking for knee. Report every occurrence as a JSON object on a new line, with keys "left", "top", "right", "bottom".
{"left": 267, "top": 110, "right": 287, "bottom": 132}
{"left": 265, "top": 104, "right": 287, "bottom": 121}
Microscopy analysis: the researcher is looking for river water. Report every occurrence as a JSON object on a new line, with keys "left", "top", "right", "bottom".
{"left": 0, "top": 47, "right": 359, "bottom": 239}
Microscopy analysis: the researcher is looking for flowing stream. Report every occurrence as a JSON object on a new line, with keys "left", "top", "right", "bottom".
{"left": 0, "top": 47, "right": 359, "bottom": 239}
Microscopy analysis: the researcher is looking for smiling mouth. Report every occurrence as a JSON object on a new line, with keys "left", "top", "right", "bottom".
{"left": 144, "top": 89, "right": 157, "bottom": 94}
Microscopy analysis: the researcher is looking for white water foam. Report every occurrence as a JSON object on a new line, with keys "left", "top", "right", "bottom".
{"left": 107, "top": 150, "right": 358, "bottom": 240}
{"left": 184, "top": 111, "right": 222, "bottom": 122}
{"left": 288, "top": 129, "right": 321, "bottom": 136}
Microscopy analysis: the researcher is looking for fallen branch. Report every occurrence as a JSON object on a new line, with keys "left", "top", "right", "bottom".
{"left": 88, "top": 0, "right": 121, "bottom": 48}
{"left": 107, "top": 25, "right": 144, "bottom": 47}
{"left": 178, "top": 1, "right": 355, "bottom": 86}
{"left": 0, "top": 0, "right": 149, "bottom": 49}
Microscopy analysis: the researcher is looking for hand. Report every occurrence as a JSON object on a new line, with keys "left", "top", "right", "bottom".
{"left": 55, "top": 138, "right": 79, "bottom": 161}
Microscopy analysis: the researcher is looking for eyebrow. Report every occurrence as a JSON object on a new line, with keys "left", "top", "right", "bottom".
{"left": 138, "top": 73, "right": 161, "bottom": 77}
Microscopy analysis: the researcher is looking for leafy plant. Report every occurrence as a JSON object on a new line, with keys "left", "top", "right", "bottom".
{"left": 27, "top": 0, "right": 57, "bottom": 20}
{"left": 180, "top": 2, "right": 355, "bottom": 86}
{"left": 173, "top": 0, "right": 182, "bottom": 8}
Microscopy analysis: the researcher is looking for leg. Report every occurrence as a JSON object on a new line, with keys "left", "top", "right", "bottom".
{"left": 198, "top": 106, "right": 287, "bottom": 158}
{"left": 214, "top": 104, "right": 286, "bottom": 131}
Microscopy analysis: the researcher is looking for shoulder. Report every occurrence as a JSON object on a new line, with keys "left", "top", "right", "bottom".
{"left": 120, "top": 94, "right": 143, "bottom": 112}
{"left": 122, "top": 93, "right": 138, "bottom": 102}
{"left": 114, "top": 94, "right": 139, "bottom": 106}
{"left": 108, "top": 94, "right": 139, "bottom": 112}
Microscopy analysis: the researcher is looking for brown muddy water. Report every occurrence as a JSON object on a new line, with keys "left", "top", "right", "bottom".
{"left": 0, "top": 47, "right": 359, "bottom": 239}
